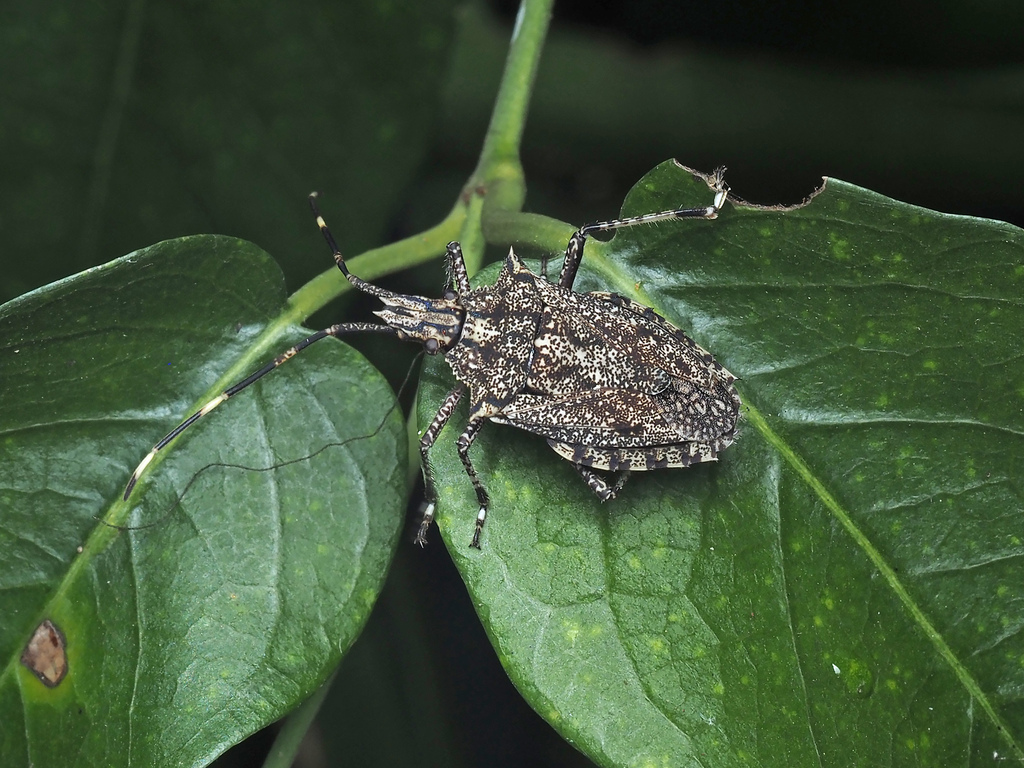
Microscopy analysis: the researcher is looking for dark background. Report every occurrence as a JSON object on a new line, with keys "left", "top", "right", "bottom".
{"left": 502, "top": 0, "right": 1024, "bottom": 228}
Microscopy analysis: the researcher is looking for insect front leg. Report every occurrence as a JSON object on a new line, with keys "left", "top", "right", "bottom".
{"left": 444, "top": 242, "right": 471, "bottom": 295}
{"left": 556, "top": 167, "right": 730, "bottom": 290}
{"left": 456, "top": 415, "right": 491, "bottom": 549}
{"left": 416, "top": 385, "right": 464, "bottom": 546}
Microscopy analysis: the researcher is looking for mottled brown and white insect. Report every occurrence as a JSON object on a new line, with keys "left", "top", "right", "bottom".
{"left": 124, "top": 170, "right": 740, "bottom": 548}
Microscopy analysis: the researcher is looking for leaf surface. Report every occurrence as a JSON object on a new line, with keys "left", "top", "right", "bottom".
{"left": 419, "top": 161, "right": 1024, "bottom": 767}
{"left": 0, "top": 238, "right": 406, "bottom": 767}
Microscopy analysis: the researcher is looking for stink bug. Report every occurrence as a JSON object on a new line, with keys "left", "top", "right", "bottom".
{"left": 124, "top": 169, "right": 740, "bottom": 548}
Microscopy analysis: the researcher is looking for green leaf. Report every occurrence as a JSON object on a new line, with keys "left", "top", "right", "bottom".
{"left": 0, "top": 237, "right": 407, "bottom": 766}
{"left": 419, "top": 161, "right": 1024, "bottom": 767}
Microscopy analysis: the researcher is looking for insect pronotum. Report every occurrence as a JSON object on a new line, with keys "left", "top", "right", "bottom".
{"left": 124, "top": 169, "right": 741, "bottom": 548}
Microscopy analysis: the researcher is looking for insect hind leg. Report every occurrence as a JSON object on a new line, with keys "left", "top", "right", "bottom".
{"left": 556, "top": 167, "right": 729, "bottom": 289}
{"left": 456, "top": 416, "right": 490, "bottom": 549}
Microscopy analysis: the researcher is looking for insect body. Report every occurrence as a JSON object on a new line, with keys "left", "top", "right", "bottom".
{"left": 124, "top": 170, "right": 740, "bottom": 548}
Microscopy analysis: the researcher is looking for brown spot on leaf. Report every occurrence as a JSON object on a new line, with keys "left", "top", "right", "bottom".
{"left": 21, "top": 619, "right": 68, "bottom": 688}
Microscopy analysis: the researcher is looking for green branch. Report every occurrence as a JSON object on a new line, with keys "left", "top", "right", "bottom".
{"left": 471, "top": 0, "right": 553, "bottom": 191}
{"left": 468, "top": 0, "right": 555, "bottom": 258}
{"left": 282, "top": 0, "right": 556, "bottom": 306}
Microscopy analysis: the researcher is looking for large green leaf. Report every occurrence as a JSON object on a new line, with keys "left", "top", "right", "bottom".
{"left": 0, "top": 238, "right": 406, "bottom": 766}
{"left": 419, "top": 161, "right": 1024, "bottom": 767}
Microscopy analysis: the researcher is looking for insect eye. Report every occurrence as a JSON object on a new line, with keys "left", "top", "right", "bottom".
{"left": 443, "top": 289, "right": 458, "bottom": 301}
{"left": 424, "top": 338, "right": 440, "bottom": 354}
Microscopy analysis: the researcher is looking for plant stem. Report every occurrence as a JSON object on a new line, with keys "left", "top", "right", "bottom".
{"left": 457, "top": 186, "right": 488, "bottom": 277}
{"left": 261, "top": 671, "right": 337, "bottom": 768}
{"left": 283, "top": 0, "right": 557, "bottom": 301}
{"left": 483, "top": 209, "right": 575, "bottom": 255}
{"left": 470, "top": 0, "right": 554, "bottom": 216}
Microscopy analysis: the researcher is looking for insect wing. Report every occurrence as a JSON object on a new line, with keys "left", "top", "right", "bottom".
{"left": 493, "top": 387, "right": 696, "bottom": 446}
{"left": 497, "top": 283, "right": 739, "bottom": 447}
{"left": 536, "top": 282, "right": 735, "bottom": 388}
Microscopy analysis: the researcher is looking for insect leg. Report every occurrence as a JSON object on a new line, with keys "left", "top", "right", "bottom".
{"left": 557, "top": 167, "right": 729, "bottom": 289}
{"left": 123, "top": 322, "right": 399, "bottom": 500}
{"left": 445, "top": 242, "right": 471, "bottom": 295}
{"left": 415, "top": 384, "right": 465, "bottom": 546}
{"left": 456, "top": 416, "right": 490, "bottom": 549}
{"left": 569, "top": 464, "right": 632, "bottom": 501}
